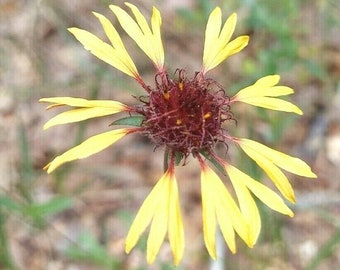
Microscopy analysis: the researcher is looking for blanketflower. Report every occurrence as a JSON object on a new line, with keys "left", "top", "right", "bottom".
{"left": 40, "top": 3, "right": 316, "bottom": 265}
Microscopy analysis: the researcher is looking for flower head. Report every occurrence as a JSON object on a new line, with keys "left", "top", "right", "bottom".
{"left": 40, "top": 3, "right": 316, "bottom": 265}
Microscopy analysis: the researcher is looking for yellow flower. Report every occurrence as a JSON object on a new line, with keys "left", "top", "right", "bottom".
{"left": 40, "top": 3, "right": 317, "bottom": 265}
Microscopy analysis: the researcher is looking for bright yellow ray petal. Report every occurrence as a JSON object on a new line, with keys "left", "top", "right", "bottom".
{"left": 200, "top": 167, "right": 217, "bottom": 259}
{"left": 40, "top": 97, "right": 128, "bottom": 129}
{"left": 225, "top": 164, "right": 261, "bottom": 245}
{"left": 125, "top": 2, "right": 152, "bottom": 35}
{"left": 110, "top": 3, "right": 164, "bottom": 69}
{"left": 203, "top": 10, "right": 237, "bottom": 69}
{"left": 68, "top": 27, "right": 138, "bottom": 78}
{"left": 125, "top": 3, "right": 164, "bottom": 68}
{"left": 92, "top": 12, "right": 125, "bottom": 52}
{"left": 226, "top": 165, "right": 294, "bottom": 217}
{"left": 150, "top": 6, "right": 164, "bottom": 69}
{"left": 40, "top": 97, "right": 128, "bottom": 109}
{"left": 221, "top": 35, "right": 249, "bottom": 56}
{"left": 239, "top": 139, "right": 317, "bottom": 178}
{"left": 203, "top": 7, "right": 222, "bottom": 65}
{"left": 45, "top": 129, "right": 130, "bottom": 173}
{"left": 207, "top": 35, "right": 249, "bottom": 71}
{"left": 254, "top": 75, "right": 280, "bottom": 87}
{"left": 202, "top": 8, "right": 248, "bottom": 74}
{"left": 267, "top": 86, "right": 295, "bottom": 97}
{"left": 233, "top": 75, "right": 291, "bottom": 97}
{"left": 231, "top": 75, "right": 303, "bottom": 114}
{"left": 43, "top": 107, "right": 126, "bottom": 130}
{"left": 168, "top": 177, "right": 184, "bottom": 266}
{"left": 208, "top": 167, "right": 251, "bottom": 248}
{"left": 215, "top": 202, "right": 236, "bottom": 253}
{"left": 125, "top": 171, "right": 170, "bottom": 254}
{"left": 92, "top": 11, "right": 140, "bottom": 76}
{"left": 238, "top": 142, "right": 296, "bottom": 202}
{"left": 232, "top": 83, "right": 294, "bottom": 100}
{"left": 109, "top": 5, "right": 144, "bottom": 45}
{"left": 147, "top": 177, "right": 170, "bottom": 264}
{"left": 236, "top": 96, "right": 303, "bottom": 114}
{"left": 219, "top": 13, "right": 237, "bottom": 47}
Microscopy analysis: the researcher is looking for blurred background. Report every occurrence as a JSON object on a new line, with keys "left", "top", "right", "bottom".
{"left": 0, "top": 0, "right": 339, "bottom": 269}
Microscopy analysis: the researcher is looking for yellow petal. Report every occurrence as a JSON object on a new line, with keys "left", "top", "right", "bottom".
{"left": 40, "top": 97, "right": 128, "bottom": 129}
{"left": 215, "top": 200, "right": 236, "bottom": 253}
{"left": 147, "top": 177, "right": 170, "bottom": 264}
{"left": 206, "top": 36, "right": 249, "bottom": 73}
{"left": 254, "top": 75, "right": 280, "bottom": 87}
{"left": 109, "top": 5, "right": 144, "bottom": 45}
{"left": 252, "top": 85, "right": 294, "bottom": 98}
{"left": 125, "top": 170, "right": 170, "bottom": 254}
{"left": 234, "top": 76, "right": 294, "bottom": 99}
{"left": 68, "top": 27, "right": 138, "bottom": 78}
{"left": 231, "top": 75, "right": 303, "bottom": 114}
{"left": 150, "top": 6, "right": 164, "bottom": 69}
{"left": 168, "top": 177, "right": 184, "bottom": 266}
{"left": 45, "top": 129, "right": 130, "bottom": 173}
{"left": 203, "top": 7, "right": 223, "bottom": 64}
{"left": 225, "top": 164, "right": 261, "bottom": 245}
{"left": 267, "top": 86, "right": 295, "bottom": 97}
{"left": 200, "top": 166, "right": 217, "bottom": 259}
{"left": 207, "top": 166, "right": 251, "bottom": 249}
{"left": 43, "top": 107, "right": 126, "bottom": 130}
{"left": 110, "top": 3, "right": 164, "bottom": 69}
{"left": 40, "top": 97, "right": 128, "bottom": 108}
{"left": 92, "top": 12, "right": 125, "bottom": 50}
{"left": 227, "top": 164, "right": 294, "bottom": 217}
{"left": 240, "top": 96, "right": 303, "bottom": 114}
{"left": 126, "top": 3, "right": 164, "bottom": 68}
{"left": 126, "top": 3, "right": 152, "bottom": 35}
{"left": 239, "top": 138, "right": 317, "bottom": 178}
{"left": 219, "top": 13, "right": 237, "bottom": 47}
{"left": 238, "top": 141, "right": 296, "bottom": 202}
{"left": 223, "top": 35, "right": 249, "bottom": 55}
{"left": 202, "top": 9, "right": 248, "bottom": 74}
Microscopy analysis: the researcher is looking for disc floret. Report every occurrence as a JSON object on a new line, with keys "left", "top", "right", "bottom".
{"left": 136, "top": 70, "right": 233, "bottom": 157}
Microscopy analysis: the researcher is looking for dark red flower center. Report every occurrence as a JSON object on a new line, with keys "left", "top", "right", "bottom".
{"left": 136, "top": 69, "right": 233, "bottom": 157}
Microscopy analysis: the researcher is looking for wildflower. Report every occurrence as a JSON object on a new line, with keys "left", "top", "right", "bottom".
{"left": 40, "top": 3, "right": 317, "bottom": 265}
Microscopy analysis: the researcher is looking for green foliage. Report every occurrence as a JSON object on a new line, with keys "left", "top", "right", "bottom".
{"left": 303, "top": 209, "right": 340, "bottom": 270}
{"left": 17, "top": 123, "right": 35, "bottom": 203}
{"left": 0, "top": 121, "right": 74, "bottom": 268}
{"left": 22, "top": 196, "right": 72, "bottom": 222}
{"left": 111, "top": 115, "right": 145, "bottom": 127}
{"left": 176, "top": 0, "right": 215, "bottom": 24}
{"left": 305, "top": 229, "right": 340, "bottom": 270}
{"left": 0, "top": 209, "right": 16, "bottom": 270}
{"left": 160, "top": 262, "right": 183, "bottom": 270}
{"left": 240, "top": 0, "right": 327, "bottom": 82}
{"left": 64, "top": 231, "right": 121, "bottom": 269}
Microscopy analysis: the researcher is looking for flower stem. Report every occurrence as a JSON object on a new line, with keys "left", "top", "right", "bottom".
{"left": 163, "top": 147, "right": 170, "bottom": 172}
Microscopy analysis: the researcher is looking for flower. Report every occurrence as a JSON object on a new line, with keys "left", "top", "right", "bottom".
{"left": 40, "top": 3, "right": 317, "bottom": 265}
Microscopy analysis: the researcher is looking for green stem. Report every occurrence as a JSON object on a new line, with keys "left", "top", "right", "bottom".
{"left": 163, "top": 147, "right": 170, "bottom": 172}
{"left": 0, "top": 210, "right": 16, "bottom": 269}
